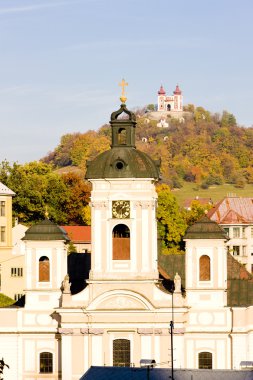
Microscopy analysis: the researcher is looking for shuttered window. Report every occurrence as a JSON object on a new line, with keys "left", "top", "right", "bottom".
{"left": 113, "top": 224, "right": 130, "bottom": 260}
{"left": 113, "top": 339, "right": 130, "bottom": 367}
{"left": 199, "top": 255, "right": 210, "bottom": 281}
{"left": 39, "top": 256, "right": 50, "bottom": 282}
{"left": 198, "top": 352, "right": 212, "bottom": 369}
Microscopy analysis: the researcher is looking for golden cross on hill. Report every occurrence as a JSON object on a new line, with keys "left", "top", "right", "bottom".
{"left": 119, "top": 78, "right": 128, "bottom": 103}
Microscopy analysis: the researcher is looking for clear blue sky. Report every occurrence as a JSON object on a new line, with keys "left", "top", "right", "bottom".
{"left": 1, "top": 0, "right": 253, "bottom": 163}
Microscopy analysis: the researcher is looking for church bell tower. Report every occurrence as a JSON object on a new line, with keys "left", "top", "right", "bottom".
{"left": 86, "top": 80, "right": 160, "bottom": 283}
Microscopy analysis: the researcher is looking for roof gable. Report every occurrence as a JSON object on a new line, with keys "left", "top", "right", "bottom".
{"left": 208, "top": 197, "right": 253, "bottom": 224}
{"left": 220, "top": 209, "right": 248, "bottom": 224}
{"left": 0, "top": 181, "right": 15, "bottom": 196}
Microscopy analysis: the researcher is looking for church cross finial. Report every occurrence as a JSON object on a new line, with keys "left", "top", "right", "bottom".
{"left": 119, "top": 78, "right": 128, "bottom": 104}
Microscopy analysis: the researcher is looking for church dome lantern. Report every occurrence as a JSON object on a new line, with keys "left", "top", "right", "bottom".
{"left": 86, "top": 80, "right": 160, "bottom": 180}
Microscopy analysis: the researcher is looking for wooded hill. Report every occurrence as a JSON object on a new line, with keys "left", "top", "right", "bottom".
{"left": 1, "top": 104, "right": 252, "bottom": 252}
{"left": 42, "top": 105, "right": 253, "bottom": 190}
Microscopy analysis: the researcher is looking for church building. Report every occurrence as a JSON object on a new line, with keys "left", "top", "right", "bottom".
{"left": 0, "top": 89, "right": 252, "bottom": 380}
{"left": 157, "top": 84, "right": 183, "bottom": 112}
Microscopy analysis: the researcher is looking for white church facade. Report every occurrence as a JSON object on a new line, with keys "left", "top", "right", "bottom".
{"left": 0, "top": 100, "right": 252, "bottom": 379}
{"left": 157, "top": 84, "right": 183, "bottom": 112}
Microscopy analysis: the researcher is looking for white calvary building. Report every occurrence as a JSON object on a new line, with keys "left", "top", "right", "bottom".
{"left": 157, "top": 84, "right": 183, "bottom": 112}
{"left": 0, "top": 101, "right": 252, "bottom": 380}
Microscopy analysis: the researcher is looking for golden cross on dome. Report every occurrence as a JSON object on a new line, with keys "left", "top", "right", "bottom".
{"left": 119, "top": 78, "right": 128, "bottom": 103}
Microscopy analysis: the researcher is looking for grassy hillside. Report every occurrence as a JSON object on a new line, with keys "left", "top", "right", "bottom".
{"left": 173, "top": 182, "right": 253, "bottom": 206}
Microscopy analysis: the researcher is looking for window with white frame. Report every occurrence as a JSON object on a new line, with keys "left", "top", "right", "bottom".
{"left": 198, "top": 352, "right": 212, "bottom": 369}
{"left": 251, "top": 228, "right": 253, "bottom": 238}
{"left": 0, "top": 226, "right": 6, "bottom": 242}
{"left": 39, "top": 352, "right": 53, "bottom": 373}
{"left": 242, "top": 227, "right": 246, "bottom": 238}
{"left": 11, "top": 267, "right": 23, "bottom": 277}
{"left": 223, "top": 227, "right": 229, "bottom": 237}
{"left": 242, "top": 246, "right": 247, "bottom": 256}
{"left": 233, "top": 227, "right": 240, "bottom": 238}
{"left": 233, "top": 246, "right": 240, "bottom": 256}
{"left": 199, "top": 255, "right": 211, "bottom": 281}
{"left": 0, "top": 201, "right": 5, "bottom": 217}
{"left": 113, "top": 339, "right": 130, "bottom": 367}
{"left": 39, "top": 256, "right": 50, "bottom": 282}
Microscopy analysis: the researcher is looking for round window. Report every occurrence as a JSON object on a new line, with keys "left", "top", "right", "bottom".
{"left": 115, "top": 160, "right": 125, "bottom": 170}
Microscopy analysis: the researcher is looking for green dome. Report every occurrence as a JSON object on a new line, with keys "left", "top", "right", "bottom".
{"left": 86, "top": 103, "right": 160, "bottom": 180}
{"left": 86, "top": 146, "right": 160, "bottom": 179}
{"left": 22, "top": 219, "right": 70, "bottom": 241}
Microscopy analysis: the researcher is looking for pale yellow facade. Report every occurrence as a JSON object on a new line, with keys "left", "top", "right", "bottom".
{"left": 0, "top": 182, "right": 27, "bottom": 300}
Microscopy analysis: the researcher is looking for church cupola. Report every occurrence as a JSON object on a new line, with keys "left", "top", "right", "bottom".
{"left": 158, "top": 85, "right": 166, "bottom": 95}
{"left": 173, "top": 84, "right": 182, "bottom": 95}
{"left": 184, "top": 215, "right": 228, "bottom": 307}
{"left": 111, "top": 79, "right": 136, "bottom": 149}
{"left": 23, "top": 218, "right": 69, "bottom": 309}
{"left": 86, "top": 80, "right": 160, "bottom": 180}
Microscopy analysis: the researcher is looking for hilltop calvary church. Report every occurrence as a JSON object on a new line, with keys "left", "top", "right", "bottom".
{"left": 0, "top": 98, "right": 253, "bottom": 380}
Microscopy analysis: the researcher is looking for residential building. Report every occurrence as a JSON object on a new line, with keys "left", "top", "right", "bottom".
{"left": 208, "top": 197, "right": 253, "bottom": 273}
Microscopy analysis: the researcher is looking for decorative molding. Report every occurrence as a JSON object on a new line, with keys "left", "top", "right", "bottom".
{"left": 137, "top": 328, "right": 164, "bottom": 335}
{"left": 91, "top": 201, "right": 107, "bottom": 209}
{"left": 58, "top": 328, "right": 73, "bottom": 335}
{"left": 133, "top": 201, "right": 155, "bottom": 210}
{"left": 80, "top": 328, "right": 104, "bottom": 335}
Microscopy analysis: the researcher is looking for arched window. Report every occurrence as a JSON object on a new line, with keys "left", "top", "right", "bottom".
{"left": 199, "top": 255, "right": 210, "bottom": 281}
{"left": 118, "top": 128, "right": 127, "bottom": 145}
{"left": 40, "top": 352, "right": 53, "bottom": 373}
{"left": 112, "top": 224, "right": 130, "bottom": 260}
{"left": 198, "top": 352, "right": 212, "bottom": 369}
{"left": 39, "top": 256, "right": 50, "bottom": 282}
{"left": 113, "top": 339, "right": 130, "bottom": 367}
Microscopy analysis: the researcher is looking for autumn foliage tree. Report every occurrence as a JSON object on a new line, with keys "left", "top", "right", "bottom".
{"left": 41, "top": 105, "right": 253, "bottom": 189}
{"left": 0, "top": 161, "right": 91, "bottom": 225}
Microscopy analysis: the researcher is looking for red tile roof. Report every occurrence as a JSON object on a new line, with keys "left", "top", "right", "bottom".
{"left": 61, "top": 226, "right": 91, "bottom": 242}
{"left": 183, "top": 197, "right": 212, "bottom": 209}
{"left": 208, "top": 197, "right": 253, "bottom": 224}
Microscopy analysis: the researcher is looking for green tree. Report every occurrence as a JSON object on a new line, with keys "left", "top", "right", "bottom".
{"left": 156, "top": 184, "right": 187, "bottom": 254}
{"left": 0, "top": 161, "right": 91, "bottom": 225}
{"left": 221, "top": 110, "right": 236, "bottom": 128}
{"left": 183, "top": 200, "right": 213, "bottom": 226}
{"left": 146, "top": 104, "right": 156, "bottom": 112}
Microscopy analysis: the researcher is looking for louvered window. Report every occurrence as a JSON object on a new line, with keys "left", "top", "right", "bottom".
{"left": 113, "top": 339, "right": 130, "bottom": 367}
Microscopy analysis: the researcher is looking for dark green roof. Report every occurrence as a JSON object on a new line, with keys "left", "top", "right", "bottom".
{"left": 22, "top": 219, "right": 70, "bottom": 241}
{"left": 86, "top": 147, "right": 160, "bottom": 179}
{"left": 86, "top": 103, "right": 160, "bottom": 180}
{"left": 184, "top": 215, "right": 228, "bottom": 240}
{"left": 158, "top": 251, "right": 253, "bottom": 307}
